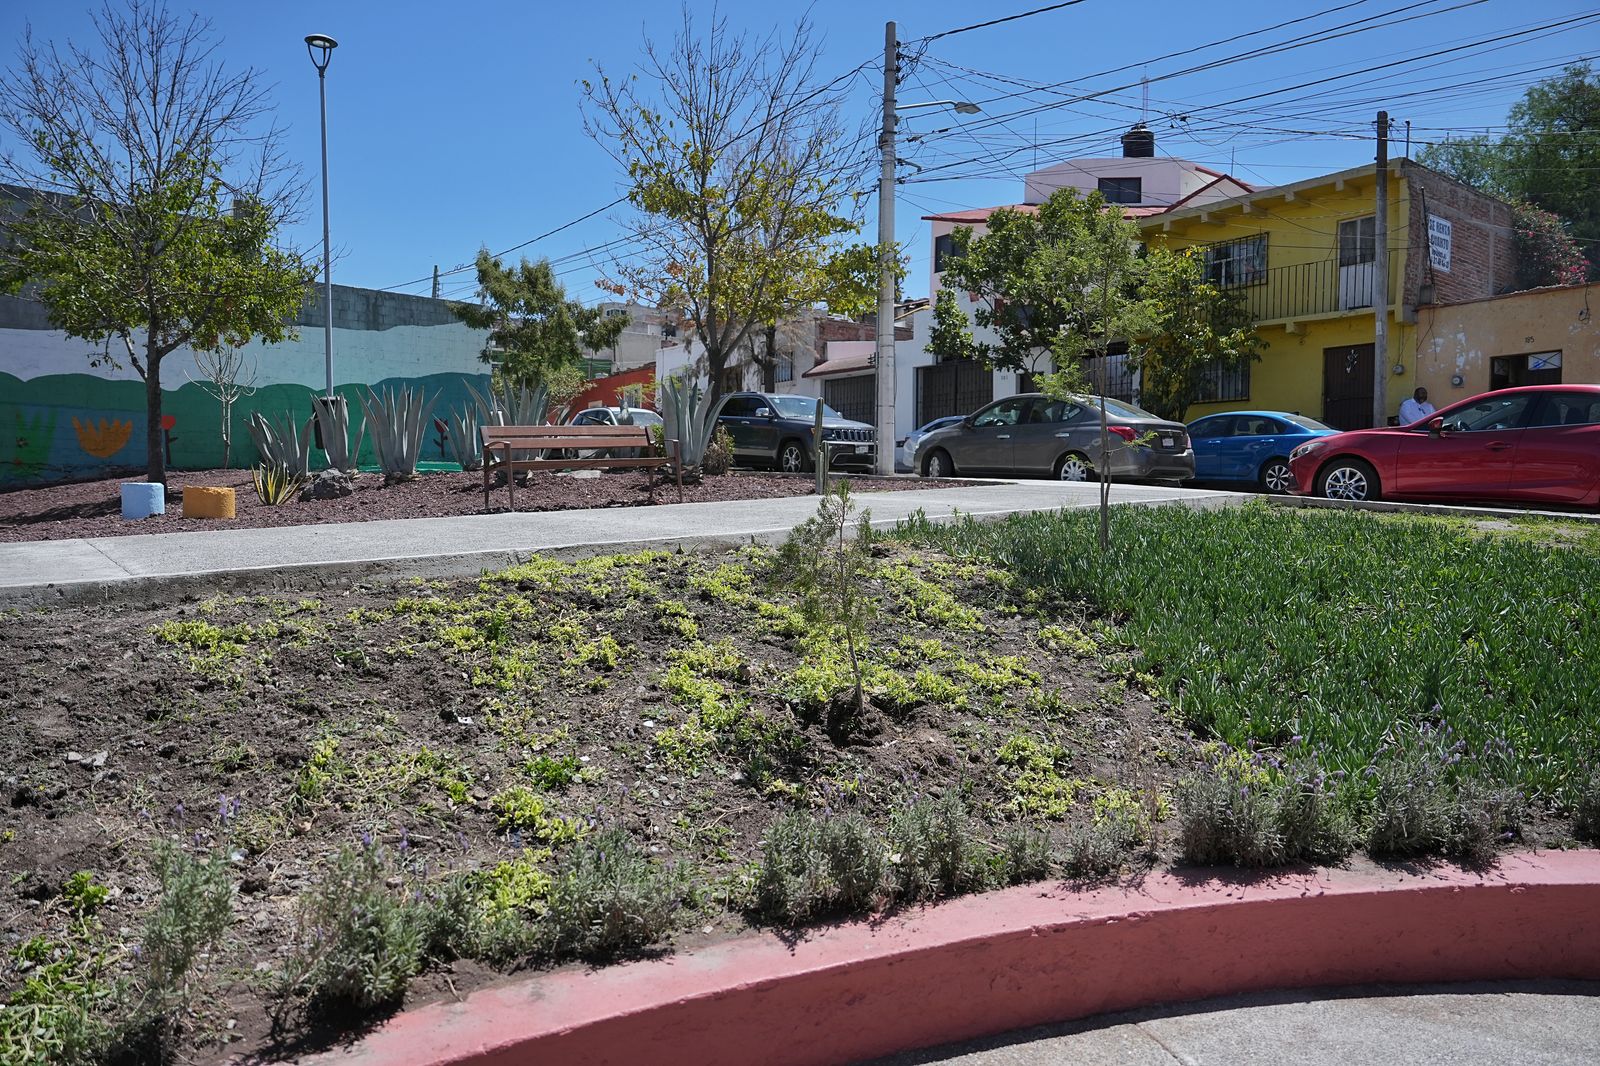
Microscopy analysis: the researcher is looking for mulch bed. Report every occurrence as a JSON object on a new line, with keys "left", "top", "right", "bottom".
{"left": 0, "top": 468, "right": 954, "bottom": 543}
{"left": 0, "top": 543, "right": 1197, "bottom": 1063}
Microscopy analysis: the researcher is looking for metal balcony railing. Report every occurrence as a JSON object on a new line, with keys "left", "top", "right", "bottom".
{"left": 1237, "top": 259, "right": 1402, "bottom": 323}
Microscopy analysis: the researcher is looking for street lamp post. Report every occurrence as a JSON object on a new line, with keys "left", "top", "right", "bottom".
{"left": 873, "top": 20, "right": 978, "bottom": 474}
{"left": 305, "top": 33, "right": 338, "bottom": 399}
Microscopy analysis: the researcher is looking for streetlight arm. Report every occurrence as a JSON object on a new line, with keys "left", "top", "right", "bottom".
{"left": 897, "top": 99, "right": 981, "bottom": 114}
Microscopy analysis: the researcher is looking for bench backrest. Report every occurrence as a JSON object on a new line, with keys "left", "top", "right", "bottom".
{"left": 480, "top": 424, "right": 654, "bottom": 449}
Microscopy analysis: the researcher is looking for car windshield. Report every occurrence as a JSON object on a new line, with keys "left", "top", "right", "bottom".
{"left": 1282, "top": 414, "right": 1334, "bottom": 432}
{"left": 620, "top": 409, "right": 662, "bottom": 426}
{"left": 769, "top": 395, "right": 843, "bottom": 419}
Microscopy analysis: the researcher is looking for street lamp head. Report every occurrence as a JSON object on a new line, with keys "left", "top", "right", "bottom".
{"left": 304, "top": 33, "right": 338, "bottom": 74}
{"left": 952, "top": 102, "right": 981, "bottom": 115}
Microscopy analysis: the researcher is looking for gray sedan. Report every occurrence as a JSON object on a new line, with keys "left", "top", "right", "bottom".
{"left": 914, "top": 393, "right": 1194, "bottom": 482}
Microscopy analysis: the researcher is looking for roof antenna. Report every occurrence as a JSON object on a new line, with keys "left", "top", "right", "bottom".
{"left": 1141, "top": 71, "right": 1149, "bottom": 123}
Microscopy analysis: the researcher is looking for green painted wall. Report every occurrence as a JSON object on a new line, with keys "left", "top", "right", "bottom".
{"left": 0, "top": 371, "right": 490, "bottom": 484}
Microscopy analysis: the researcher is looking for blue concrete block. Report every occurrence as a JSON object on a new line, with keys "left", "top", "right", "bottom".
{"left": 120, "top": 482, "right": 165, "bottom": 519}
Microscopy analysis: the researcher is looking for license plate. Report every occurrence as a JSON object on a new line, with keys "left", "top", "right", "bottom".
{"left": 854, "top": 444, "right": 869, "bottom": 453}
{"left": 1161, "top": 435, "right": 1175, "bottom": 448}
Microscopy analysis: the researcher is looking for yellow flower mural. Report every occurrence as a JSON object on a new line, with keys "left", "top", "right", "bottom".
{"left": 73, "top": 417, "right": 134, "bottom": 459}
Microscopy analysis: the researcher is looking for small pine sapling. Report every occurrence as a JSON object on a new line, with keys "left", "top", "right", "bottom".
{"left": 771, "top": 482, "right": 877, "bottom": 715}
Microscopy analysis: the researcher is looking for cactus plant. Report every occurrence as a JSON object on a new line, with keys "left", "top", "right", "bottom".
{"left": 658, "top": 373, "right": 716, "bottom": 480}
{"left": 247, "top": 411, "right": 313, "bottom": 477}
{"left": 358, "top": 385, "right": 437, "bottom": 483}
{"left": 311, "top": 394, "right": 365, "bottom": 472}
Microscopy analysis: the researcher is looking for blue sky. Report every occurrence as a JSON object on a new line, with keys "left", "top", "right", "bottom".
{"left": 4, "top": 1, "right": 1593, "bottom": 303}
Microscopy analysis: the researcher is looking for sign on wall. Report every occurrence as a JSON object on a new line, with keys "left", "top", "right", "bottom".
{"left": 1428, "top": 214, "right": 1452, "bottom": 272}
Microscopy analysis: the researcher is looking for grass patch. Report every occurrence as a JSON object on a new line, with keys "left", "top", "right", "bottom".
{"left": 894, "top": 503, "right": 1600, "bottom": 800}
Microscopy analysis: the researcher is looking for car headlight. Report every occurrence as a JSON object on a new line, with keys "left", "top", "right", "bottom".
{"left": 1290, "top": 439, "right": 1328, "bottom": 461}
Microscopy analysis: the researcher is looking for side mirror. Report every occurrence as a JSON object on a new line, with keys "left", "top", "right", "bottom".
{"left": 1427, "top": 416, "right": 1444, "bottom": 437}
{"left": 961, "top": 416, "right": 975, "bottom": 431}
{"left": 754, "top": 407, "right": 772, "bottom": 419}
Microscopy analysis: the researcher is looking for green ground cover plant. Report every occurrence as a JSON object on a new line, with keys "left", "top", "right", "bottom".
{"left": 893, "top": 503, "right": 1600, "bottom": 805}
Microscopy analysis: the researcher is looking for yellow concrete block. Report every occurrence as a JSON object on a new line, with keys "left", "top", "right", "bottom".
{"left": 183, "top": 486, "right": 236, "bottom": 519}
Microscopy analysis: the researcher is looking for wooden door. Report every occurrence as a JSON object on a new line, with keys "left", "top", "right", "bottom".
{"left": 1323, "top": 344, "right": 1375, "bottom": 430}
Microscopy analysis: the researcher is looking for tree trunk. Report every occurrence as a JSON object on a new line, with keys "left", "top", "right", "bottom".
{"left": 761, "top": 324, "right": 778, "bottom": 393}
{"left": 144, "top": 345, "right": 167, "bottom": 486}
{"left": 220, "top": 398, "right": 232, "bottom": 470}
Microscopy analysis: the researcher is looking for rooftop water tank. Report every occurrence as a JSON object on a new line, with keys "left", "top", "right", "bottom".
{"left": 1121, "top": 123, "right": 1155, "bottom": 158}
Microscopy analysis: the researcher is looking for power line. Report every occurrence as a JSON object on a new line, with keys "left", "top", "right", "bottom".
{"left": 900, "top": 13, "right": 1599, "bottom": 187}
{"left": 378, "top": 195, "right": 628, "bottom": 293}
{"left": 916, "top": 0, "right": 1093, "bottom": 44}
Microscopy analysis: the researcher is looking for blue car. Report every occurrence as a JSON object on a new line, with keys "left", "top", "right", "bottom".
{"left": 1186, "top": 410, "right": 1338, "bottom": 493}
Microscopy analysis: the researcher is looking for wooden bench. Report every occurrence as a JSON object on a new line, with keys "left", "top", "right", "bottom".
{"left": 480, "top": 425, "right": 683, "bottom": 510}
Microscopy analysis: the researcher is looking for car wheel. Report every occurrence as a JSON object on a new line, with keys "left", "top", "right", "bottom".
{"left": 1055, "top": 452, "right": 1096, "bottom": 482}
{"left": 1259, "top": 457, "right": 1294, "bottom": 494}
{"left": 922, "top": 448, "right": 954, "bottom": 479}
{"left": 777, "top": 439, "right": 811, "bottom": 474}
{"left": 1316, "top": 457, "right": 1380, "bottom": 502}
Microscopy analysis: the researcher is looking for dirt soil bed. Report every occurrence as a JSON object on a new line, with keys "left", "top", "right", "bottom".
{"left": 0, "top": 537, "right": 1200, "bottom": 1064}
{"left": 0, "top": 468, "right": 956, "bottom": 543}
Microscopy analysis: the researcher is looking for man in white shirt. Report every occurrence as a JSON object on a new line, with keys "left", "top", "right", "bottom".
{"left": 1399, "top": 387, "right": 1436, "bottom": 425}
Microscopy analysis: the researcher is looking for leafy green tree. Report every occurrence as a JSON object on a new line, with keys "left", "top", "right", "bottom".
{"left": 450, "top": 251, "right": 625, "bottom": 399}
{"left": 582, "top": 10, "right": 872, "bottom": 401}
{"left": 1420, "top": 63, "right": 1599, "bottom": 280}
{"left": 926, "top": 288, "right": 976, "bottom": 364}
{"left": 932, "top": 190, "right": 1149, "bottom": 377}
{"left": 0, "top": 3, "right": 313, "bottom": 485}
{"left": 1132, "top": 245, "right": 1263, "bottom": 422}
{"left": 928, "top": 189, "right": 1153, "bottom": 548}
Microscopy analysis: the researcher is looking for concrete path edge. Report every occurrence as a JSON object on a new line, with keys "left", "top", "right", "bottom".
{"left": 303, "top": 850, "right": 1600, "bottom": 1066}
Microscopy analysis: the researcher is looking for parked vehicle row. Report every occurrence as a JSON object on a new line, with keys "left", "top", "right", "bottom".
{"left": 570, "top": 383, "right": 1600, "bottom": 508}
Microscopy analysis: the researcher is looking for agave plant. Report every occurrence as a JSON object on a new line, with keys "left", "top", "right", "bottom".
{"left": 251, "top": 463, "right": 305, "bottom": 505}
{"left": 466, "top": 378, "right": 551, "bottom": 427}
{"left": 311, "top": 394, "right": 365, "bottom": 472}
{"left": 658, "top": 373, "right": 717, "bottom": 480}
{"left": 442, "top": 402, "right": 483, "bottom": 471}
{"left": 247, "top": 411, "right": 314, "bottom": 477}
{"left": 358, "top": 385, "right": 437, "bottom": 483}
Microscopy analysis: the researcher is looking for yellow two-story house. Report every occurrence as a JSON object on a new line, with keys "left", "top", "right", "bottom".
{"left": 1139, "top": 160, "right": 1517, "bottom": 428}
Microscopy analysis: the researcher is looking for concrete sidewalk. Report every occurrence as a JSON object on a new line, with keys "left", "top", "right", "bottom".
{"left": 0, "top": 480, "right": 1242, "bottom": 605}
{"left": 870, "top": 981, "right": 1600, "bottom": 1065}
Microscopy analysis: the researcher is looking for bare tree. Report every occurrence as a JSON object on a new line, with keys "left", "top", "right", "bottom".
{"left": 0, "top": 1, "right": 312, "bottom": 484}
{"left": 187, "top": 347, "right": 257, "bottom": 469}
{"left": 582, "top": 9, "right": 874, "bottom": 403}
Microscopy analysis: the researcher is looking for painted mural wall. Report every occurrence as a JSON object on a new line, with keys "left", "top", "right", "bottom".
{"left": 0, "top": 284, "right": 491, "bottom": 485}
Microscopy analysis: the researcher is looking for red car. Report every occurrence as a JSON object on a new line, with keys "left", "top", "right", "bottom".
{"left": 1288, "top": 385, "right": 1600, "bottom": 507}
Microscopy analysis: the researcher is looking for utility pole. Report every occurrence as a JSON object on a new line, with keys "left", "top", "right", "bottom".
{"left": 1372, "top": 110, "right": 1390, "bottom": 428}
{"left": 431, "top": 264, "right": 440, "bottom": 299}
{"left": 873, "top": 20, "right": 898, "bottom": 476}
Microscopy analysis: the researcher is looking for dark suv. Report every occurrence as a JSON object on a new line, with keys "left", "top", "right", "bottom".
{"left": 711, "top": 392, "right": 876, "bottom": 473}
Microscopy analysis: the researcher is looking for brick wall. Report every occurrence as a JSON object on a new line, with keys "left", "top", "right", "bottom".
{"left": 1402, "top": 163, "right": 1516, "bottom": 308}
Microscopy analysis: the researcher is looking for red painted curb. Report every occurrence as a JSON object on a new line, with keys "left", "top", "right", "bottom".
{"left": 299, "top": 851, "right": 1600, "bottom": 1066}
